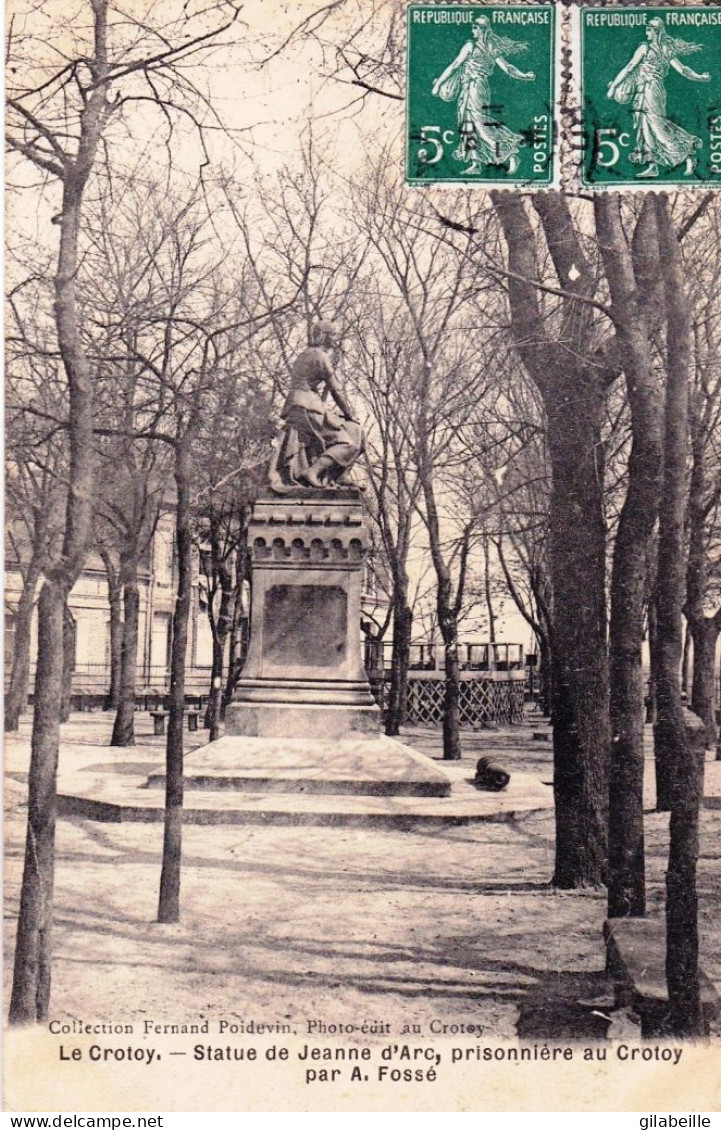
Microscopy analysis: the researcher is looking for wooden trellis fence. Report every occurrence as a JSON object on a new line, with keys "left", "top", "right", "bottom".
{"left": 370, "top": 673, "right": 525, "bottom": 727}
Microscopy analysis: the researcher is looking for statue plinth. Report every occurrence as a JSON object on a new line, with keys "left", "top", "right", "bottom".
{"left": 226, "top": 487, "right": 381, "bottom": 739}
{"left": 139, "top": 485, "right": 449, "bottom": 800}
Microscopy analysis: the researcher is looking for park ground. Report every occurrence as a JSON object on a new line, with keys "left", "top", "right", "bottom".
{"left": 3, "top": 713, "right": 721, "bottom": 1111}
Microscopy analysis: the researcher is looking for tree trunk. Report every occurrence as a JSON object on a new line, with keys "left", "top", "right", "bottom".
{"left": 101, "top": 553, "right": 123, "bottom": 711}
{"left": 223, "top": 530, "right": 250, "bottom": 712}
{"left": 203, "top": 549, "right": 234, "bottom": 742}
{"left": 385, "top": 579, "right": 412, "bottom": 737}
{"left": 420, "top": 471, "right": 464, "bottom": 760}
{"left": 538, "top": 632, "right": 552, "bottom": 717}
{"left": 110, "top": 563, "right": 139, "bottom": 747}
{"left": 689, "top": 617, "right": 720, "bottom": 750}
{"left": 10, "top": 0, "right": 120, "bottom": 1024}
{"left": 158, "top": 441, "right": 192, "bottom": 923}
{"left": 681, "top": 621, "right": 692, "bottom": 697}
{"left": 546, "top": 385, "right": 610, "bottom": 888}
{"left": 441, "top": 615, "right": 461, "bottom": 760}
{"left": 493, "top": 194, "right": 611, "bottom": 889}
{"left": 417, "top": 363, "right": 467, "bottom": 763}
{"left": 204, "top": 631, "right": 225, "bottom": 742}
{"left": 5, "top": 565, "right": 41, "bottom": 732}
{"left": 9, "top": 582, "right": 65, "bottom": 1023}
{"left": 653, "top": 589, "right": 676, "bottom": 813}
{"left": 223, "top": 652, "right": 243, "bottom": 713}
{"left": 494, "top": 534, "right": 551, "bottom": 716}
{"left": 483, "top": 535, "right": 496, "bottom": 644}
{"left": 595, "top": 194, "right": 663, "bottom": 916}
{"left": 686, "top": 378, "right": 721, "bottom": 750}
{"left": 60, "top": 606, "right": 75, "bottom": 722}
{"left": 608, "top": 587, "right": 651, "bottom": 917}
{"left": 647, "top": 598, "right": 659, "bottom": 725}
{"left": 666, "top": 711, "right": 705, "bottom": 1035}
{"left": 606, "top": 374, "right": 663, "bottom": 917}
{"left": 655, "top": 198, "right": 704, "bottom": 1038}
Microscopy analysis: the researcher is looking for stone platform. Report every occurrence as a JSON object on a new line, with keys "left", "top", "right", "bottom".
{"left": 145, "top": 735, "right": 450, "bottom": 797}
{"left": 46, "top": 716, "right": 721, "bottom": 828}
{"left": 54, "top": 737, "right": 553, "bottom": 828}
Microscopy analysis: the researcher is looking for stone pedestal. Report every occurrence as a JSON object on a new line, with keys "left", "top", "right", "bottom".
{"left": 225, "top": 487, "right": 381, "bottom": 739}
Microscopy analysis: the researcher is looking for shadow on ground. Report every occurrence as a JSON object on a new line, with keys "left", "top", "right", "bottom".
{"left": 516, "top": 970, "right": 611, "bottom": 1041}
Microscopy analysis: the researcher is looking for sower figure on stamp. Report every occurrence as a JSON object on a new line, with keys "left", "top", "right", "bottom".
{"left": 269, "top": 319, "right": 364, "bottom": 492}
{"left": 607, "top": 18, "right": 710, "bottom": 180}
{"left": 431, "top": 16, "right": 534, "bottom": 176}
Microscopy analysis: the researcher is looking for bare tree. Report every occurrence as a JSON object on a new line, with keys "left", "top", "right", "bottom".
{"left": 193, "top": 389, "right": 273, "bottom": 741}
{"left": 97, "top": 545, "right": 122, "bottom": 710}
{"left": 467, "top": 354, "right": 554, "bottom": 709}
{"left": 594, "top": 196, "right": 664, "bottom": 918}
{"left": 8, "top": 0, "right": 114, "bottom": 1023}
{"left": 7, "top": 0, "right": 243, "bottom": 1024}
{"left": 656, "top": 199, "right": 704, "bottom": 1037}
{"left": 5, "top": 258, "right": 68, "bottom": 730}
{"left": 100, "top": 455, "right": 167, "bottom": 746}
{"left": 352, "top": 165, "right": 497, "bottom": 758}
{"left": 684, "top": 206, "right": 721, "bottom": 750}
{"left": 4, "top": 402, "right": 66, "bottom": 730}
{"left": 96, "top": 193, "right": 248, "bottom": 922}
{"left": 84, "top": 183, "right": 177, "bottom": 734}
{"left": 349, "top": 301, "right": 422, "bottom": 735}
{"left": 103, "top": 174, "right": 312, "bottom": 921}
{"left": 491, "top": 194, "right": 709, "bottom": 905}
{"left": 491, "top": 195, "right": 614, "bottom": 887}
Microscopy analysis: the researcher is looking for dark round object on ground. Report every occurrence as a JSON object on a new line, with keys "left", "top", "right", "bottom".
{"left": 474, "top": 756, "right": 510, "bottom": 792}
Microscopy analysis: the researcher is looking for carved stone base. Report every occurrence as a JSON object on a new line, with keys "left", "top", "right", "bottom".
{"left": 231, "top": 488, "right": 381, "bottom": 740}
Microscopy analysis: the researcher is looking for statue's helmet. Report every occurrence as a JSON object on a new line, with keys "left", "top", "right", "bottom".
{"left": 311, "top": 319, "right": 340, "bottom": 346}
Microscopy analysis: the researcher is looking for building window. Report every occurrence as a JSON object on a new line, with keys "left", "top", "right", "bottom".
{"left": 155, "top": 527, "right": 174, "bottom": 586}
{"left": 151, "top": 612, "right": 172, "bottom": 670}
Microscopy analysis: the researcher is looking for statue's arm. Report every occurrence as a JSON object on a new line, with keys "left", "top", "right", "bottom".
{"left": 325, "top": 363, "right": 356, "bottom": 421}
{"left": 608, "top": 44, "right": 646, "bottom": 94}
{"left": 327, "top": 378, "right": 356, "bottom": 421}
{"left": 432, "top": 42, "right": 472, "bottom": 92}
{"left": 670, "top": 57, "right": 710, "bottom": 82}
{"left": 496, "top": 57, "right": 534, "bottom": 80}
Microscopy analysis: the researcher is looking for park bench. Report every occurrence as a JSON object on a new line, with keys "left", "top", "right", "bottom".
{"left": 71, "top": 694, "right": 103, "bottom": 712}
{"left": 150, "top": 710, "right": 201, "bottom": 736}
{"left": 150, "top": 711, "right": 167, "bottom": 735}
{"left": 604, "top": 918, "right": 719, "bottom": 1037}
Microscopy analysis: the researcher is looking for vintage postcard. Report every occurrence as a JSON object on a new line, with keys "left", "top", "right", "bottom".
{"left": 4, "top": 0, "right": 721, "bottom": 1116}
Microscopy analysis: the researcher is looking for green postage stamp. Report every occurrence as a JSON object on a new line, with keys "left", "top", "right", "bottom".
{"left": 580, "top": 7, "right": 721, "bottom": 188}
{"left": 406, "top": 5, "right": 557, "bottom": 187}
